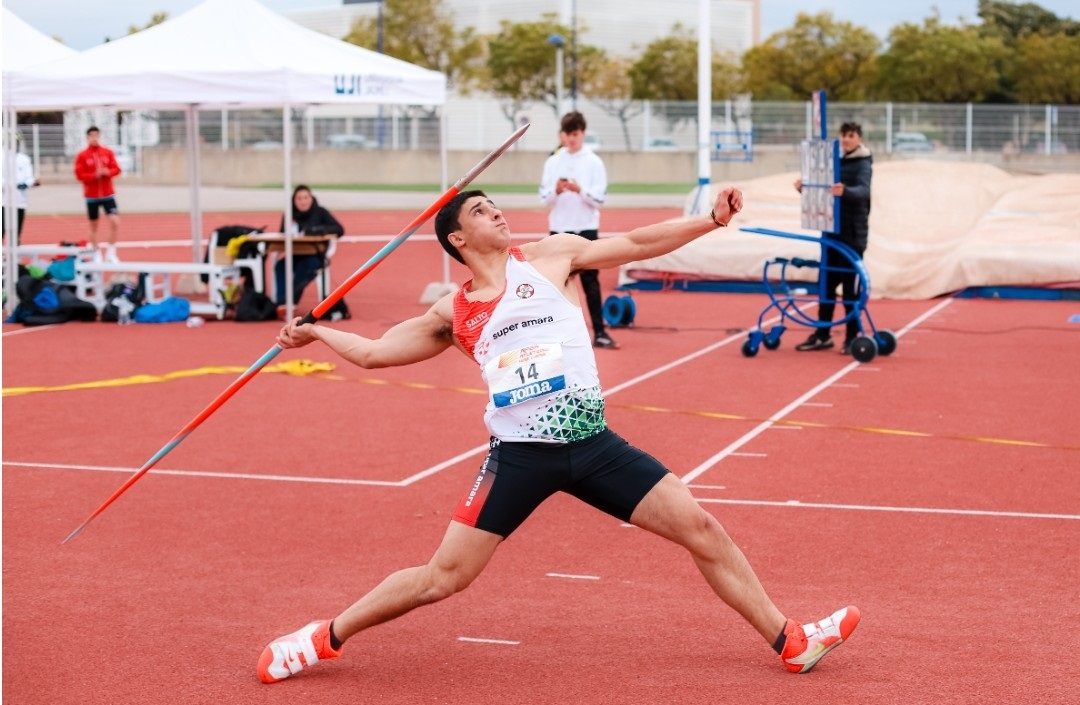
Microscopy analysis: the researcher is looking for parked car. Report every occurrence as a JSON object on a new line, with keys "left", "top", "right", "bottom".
{"left": 583, "top": 134, "right": 602, "bottom": 151}
{"left": 892, "top": 132, "right": 935, "bottom": 153}
{"left": 643, "top": 137, "right": 679, "bottom": 151}
{"left": 326, "top": 134, "right": 370, "bottom": 150}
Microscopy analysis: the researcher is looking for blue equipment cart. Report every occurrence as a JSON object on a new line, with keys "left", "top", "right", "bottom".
{"left": 739, "top": 226, "right": 897, "bottom": 363}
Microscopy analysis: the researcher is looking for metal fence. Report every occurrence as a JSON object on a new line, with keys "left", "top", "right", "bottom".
{"left": 15, "top": 100, "right": 1078, "bottom": 175}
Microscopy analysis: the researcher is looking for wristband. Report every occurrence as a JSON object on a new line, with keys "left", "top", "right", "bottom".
{"left": 710, "top": 209, "right": 728, "bottom": 227}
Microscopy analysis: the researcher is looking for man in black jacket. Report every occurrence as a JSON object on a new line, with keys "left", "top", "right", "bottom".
{"left": 793, "top": 122, "right": 872, "bottom": 355}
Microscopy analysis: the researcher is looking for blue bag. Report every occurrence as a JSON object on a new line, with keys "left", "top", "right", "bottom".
{"left": 133, "top": 297, "right": 191, "bottom": 323}
{"left": 47, "top": 256, "right": 77, "bottom": 282}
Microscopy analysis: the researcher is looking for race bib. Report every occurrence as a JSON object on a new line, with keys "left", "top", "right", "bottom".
{"left": 485, "top": 344, "right": 566, "bottom": 408}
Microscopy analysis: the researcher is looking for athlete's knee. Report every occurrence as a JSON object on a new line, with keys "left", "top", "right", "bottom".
{"left": 419, "top": 562, "right": 479, "bottom": 604}
{"left": 677, "top": 508, "right": 732, "bottom": 558}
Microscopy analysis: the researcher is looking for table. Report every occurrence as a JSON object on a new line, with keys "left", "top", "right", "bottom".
{"left": 243, "top": 234, "right": 336, "bottom": 303}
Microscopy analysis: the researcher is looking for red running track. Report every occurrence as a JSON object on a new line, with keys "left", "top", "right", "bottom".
{"left": 3, "top": 207, "right": 1079, "bottom": 704}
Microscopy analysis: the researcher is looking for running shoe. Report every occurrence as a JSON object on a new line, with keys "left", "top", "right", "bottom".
{"left": 795, "top": 334, "right": 834, "bottom": 351}
{"left": 780, "top": 605, "right": 860, "bottom": 673}
{"left": 257, "top": 620, "right": 342, "bottom": 684}
{"left": 593, "top": 333, "right": 619, "bottom": 349}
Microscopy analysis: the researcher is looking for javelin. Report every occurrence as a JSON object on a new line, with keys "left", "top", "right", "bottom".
{"left": 62, "top": 122, "right": 531, "bottom": 544}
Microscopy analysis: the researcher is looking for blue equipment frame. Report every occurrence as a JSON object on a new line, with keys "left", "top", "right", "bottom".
{"left": 738, "top": 226, "right": 897, "bottom": 363}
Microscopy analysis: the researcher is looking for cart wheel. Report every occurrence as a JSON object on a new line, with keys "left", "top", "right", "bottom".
{"left": 741, "top": 339, "right": 759, "bottom": 357}
{"left": 875, "top": 330, "right": 897, "bottom": 356}
{"left": 763, "top": 336, "right": 781, "bottom": 350}
{"left": 850, "top": 336, "right": 878, "bottom": 363}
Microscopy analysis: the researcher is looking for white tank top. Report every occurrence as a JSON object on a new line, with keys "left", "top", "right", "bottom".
{"left": 453, "top": 249, "right": 606, "bottom": 443}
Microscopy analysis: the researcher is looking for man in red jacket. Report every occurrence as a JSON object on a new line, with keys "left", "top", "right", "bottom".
{"left": 74, "top": 126, "right": 122, "bottom": 262}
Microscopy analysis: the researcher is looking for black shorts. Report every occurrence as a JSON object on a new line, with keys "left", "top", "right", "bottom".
{"left": 452, "top": 429, "right": 669, "bottom": 538}
{"left": 86, "top": 197, "right": 119, "bottom": 220}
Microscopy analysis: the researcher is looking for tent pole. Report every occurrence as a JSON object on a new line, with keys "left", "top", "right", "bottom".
{"left": 283, "top": 105, "right": 294, "bottom": 321}
{"left": 420, "top": 106, "right": 455, "bottom": 304}
{"left": 3, "top": 106, "right": 18, "bottom": 316}
{"left": 185, "top": 105, "right": 203, "bottom": 263}
{"left": 440, "top": 108, "right": 450, "bottom": 285}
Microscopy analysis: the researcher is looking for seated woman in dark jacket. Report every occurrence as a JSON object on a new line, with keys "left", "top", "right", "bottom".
{"left": 275, "top": 185, "right": 346, "bottom": 312}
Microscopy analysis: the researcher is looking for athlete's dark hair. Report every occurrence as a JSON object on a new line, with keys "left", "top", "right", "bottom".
{"left": 434, "top": 189, "right": 486, "bottom": 264}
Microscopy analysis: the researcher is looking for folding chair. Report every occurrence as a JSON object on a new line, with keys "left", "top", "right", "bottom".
{"left": 209, "top": 239, "right": 264, "bottom": 294}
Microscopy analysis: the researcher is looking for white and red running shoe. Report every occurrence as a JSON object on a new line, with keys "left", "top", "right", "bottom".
{"left": 780, "top": 605, "right": 860, "bottom": 673}
{"left": 257, "top": 620, "right": 342, "bottom": 683}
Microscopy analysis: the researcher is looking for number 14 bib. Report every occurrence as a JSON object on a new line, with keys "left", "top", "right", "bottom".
{"left": 485, "top": 344, "right": 567, "bottom": 408}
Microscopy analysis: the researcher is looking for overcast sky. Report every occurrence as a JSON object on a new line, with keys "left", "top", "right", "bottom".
{"left": 6, "top": 0, "right": 1078, "bottom": 51}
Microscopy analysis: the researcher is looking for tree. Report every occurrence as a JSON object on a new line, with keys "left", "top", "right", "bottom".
{"left": 740, "top": 12, "right": 879, "bottom": 101}
{"left": 106, "top": 11, "right": 168, "bottom": 42}
{"left": 583, "top": 56, "right": 644, "bottom": 150}
{"left": 486, "top": 16, "right": 579, "bottom": 128}
{"left": 625, "top": 26, "right": 743, "bottom": 132}
{"left": 873, "top": 17, "right": 1008, "bottom": 102}
{"left": 343, "top": 0, "right": 486, "bottom": 94}
{"left": 977, "top": 0, "right": 1080, "bottom": 44}
{"left": 1011, "top": 31, "right": 1080, "bottom": 103}
{"left": 627, "top": 26, "right": 741, "bottom": 102}
{"left": 128, "top": 12, "right": 168, "bottom": 34}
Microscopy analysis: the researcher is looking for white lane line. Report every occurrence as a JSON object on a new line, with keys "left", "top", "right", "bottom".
{"left": 397, "top": 308, "right": 798, "bottom": 485}
{"left": 457, "top": 637, "right": 520, "bottom": 645}
{"left": 546, "top": 573, "right": 601, "bottom": 580}
{"left": 681, "top": 298, "right": 955, "bottom": 484}
{"left": 127, "top": 232, "right": 553, "bottom": 249}
{"left": 2, "top": 324, "right": 62, "bottom": 337}
{"left": 12, "top": 459, "right": 1068, "bottom": 522}
{"left": 696, "top": 497, "right": 1080, "bottom": 522}
{"left": 2, "top": 461, "right": 402, "bottom": 486}
{"left": 688, "top": 483, "right": 728, "bottom": 489}
{"left": 9, "top": 300, "right": 947, "bottom": 490}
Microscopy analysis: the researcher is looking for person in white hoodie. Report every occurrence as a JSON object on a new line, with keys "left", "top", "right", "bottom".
{"left": 2, "top": 136, "right": 39, "bottom": 241}
{"left": 539, "top": 112, "right": 616, "bottom": 349}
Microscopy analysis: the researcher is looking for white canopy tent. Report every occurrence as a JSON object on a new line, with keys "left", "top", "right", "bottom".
{"left": 3, "top": 7, "right": 80, "bottom": 312}
{"left": 2, "top": 7, "right": 78, "bottom": 70}
{"left": 7, "top": 0, "right": 448, "bottom": 316}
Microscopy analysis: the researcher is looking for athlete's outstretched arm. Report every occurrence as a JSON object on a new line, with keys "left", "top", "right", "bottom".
{"left": 278, "top": 296, "right": 455, "bottom": 369}
{"left": 558, "top": 186, "right": 742, "bottom": 271}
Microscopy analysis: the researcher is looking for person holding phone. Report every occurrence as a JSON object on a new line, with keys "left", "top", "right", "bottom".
{"left": 539, "top": 112, "right": 616, "bottom": 349}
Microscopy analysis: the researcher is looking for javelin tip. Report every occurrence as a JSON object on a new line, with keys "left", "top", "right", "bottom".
{"left": 61, "top": 523, "right": 88, "bottom": 545}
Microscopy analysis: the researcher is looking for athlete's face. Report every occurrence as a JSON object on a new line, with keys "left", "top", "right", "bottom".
{"left": 455, "top": 195, "right": 510, "bottom": 254}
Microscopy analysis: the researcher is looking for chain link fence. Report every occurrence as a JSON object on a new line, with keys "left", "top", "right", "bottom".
{"left": 16, "top": 99, "right": 1078, "bottom": 178}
